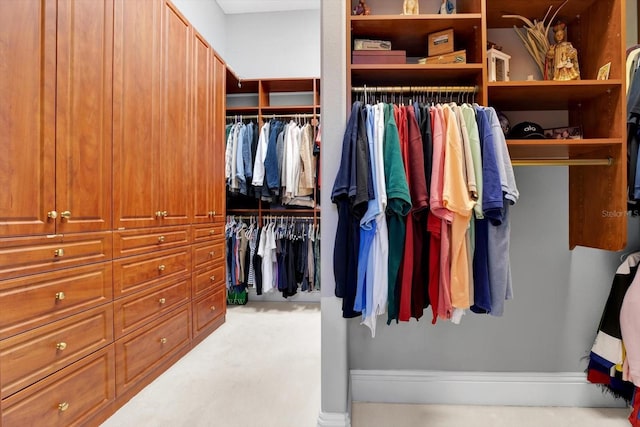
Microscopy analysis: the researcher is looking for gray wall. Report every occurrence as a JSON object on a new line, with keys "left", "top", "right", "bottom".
{"left": 317, "top": 0, "right": 640, "bottom": 375}
{"left": 225, "top": 9, "right": 320, "bottom": 79}
{"left": 629, "top": 0, "right": 638, "bottom": 47}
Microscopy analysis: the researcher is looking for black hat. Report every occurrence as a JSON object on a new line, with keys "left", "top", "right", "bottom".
{"left": 509, "top": 122, "right": 545, "bottom": 139}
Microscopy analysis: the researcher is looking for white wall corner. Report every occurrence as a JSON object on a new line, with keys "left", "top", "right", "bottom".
{"left": 317, "top": 411, "right": 351, "bottom": 427}
{"left": 351, "top": 370, "right": 628, "bottom": 408}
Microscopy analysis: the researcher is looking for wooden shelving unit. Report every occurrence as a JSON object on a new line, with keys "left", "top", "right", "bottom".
{"left": 346, "top": 0, "right": 627, "bottom": 250}
{"left": 225, "top": 72, "right": 321, "bottom": 226}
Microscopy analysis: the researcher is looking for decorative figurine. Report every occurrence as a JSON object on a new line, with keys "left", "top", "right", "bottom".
{"left": 545, "top": 20, "right": 580, "bottom": 81}
{"left": 354, "top": 0, "right": 370, "bottom": 15}
{"left": 438, "top": 0, "right": 455, "bottom": 14}
{"left": 403, "top": 0, "right": 419, "bottom": 15}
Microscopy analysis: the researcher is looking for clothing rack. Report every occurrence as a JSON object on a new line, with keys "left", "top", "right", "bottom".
{"left": 351, "top": 85, "right": 478, "bottom": 94}
{"left": 511, "top": 158, "right": 613, "bottom": 167}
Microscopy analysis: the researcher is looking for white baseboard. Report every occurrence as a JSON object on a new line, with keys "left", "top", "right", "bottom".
{"left": 317, "top": 411, "right": 351, "bottom": 427}
{"left": 351, "top": 370, "right": 627, "bottom": 408}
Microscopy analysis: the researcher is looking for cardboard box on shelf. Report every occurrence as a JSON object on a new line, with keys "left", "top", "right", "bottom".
{"left": 420, "top": 49, "right": 466, "bottom": 64}
{"left": 353, "top": 39, "right": 392, "bottom": 50}
{"left": 352, "top": 50, "right": 406, "bottom": 64}
{"left": 427, "top": 28, "right": 454, "bottom": 57}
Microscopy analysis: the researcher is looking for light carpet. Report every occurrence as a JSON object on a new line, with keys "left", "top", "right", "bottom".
{"left": 101, "top": 302, "right": 321, "bottom": 427}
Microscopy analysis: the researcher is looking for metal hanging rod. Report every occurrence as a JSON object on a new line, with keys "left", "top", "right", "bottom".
{"left": 225, "top": 113, "right": 320, "bottom": 120}
{"left": 352, "top": 85, "right": 478, "bottom": 93}
{"left": 511, "top": 158, "right": 613, "bottom": 167}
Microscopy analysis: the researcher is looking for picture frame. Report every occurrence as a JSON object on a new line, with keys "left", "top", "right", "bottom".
{"left": 543, "top": 126, "right": 583, "bottom": 140}
{"left": 597, "top": 62, "right": 611, "bottom": 80}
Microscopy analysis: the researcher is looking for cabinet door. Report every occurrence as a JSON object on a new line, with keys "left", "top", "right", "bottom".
{"left": 192, "top": 30, "right": 215, "bottom": 224}
{"left": 159, "top": 1, "right": 192, "bottom": 225}
{"left": 0, "top": 0, "right": 56, "bottom": 237}
{"left": 113, "top": 0, "right": 162, "bottom": 229}
{"left": 56, "top": 0, "right": 113, "bottom": 233}
{"left": 212, "top": 56, "right": 227, "bottom": 221}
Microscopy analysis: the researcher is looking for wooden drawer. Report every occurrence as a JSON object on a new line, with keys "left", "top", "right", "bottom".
{"left": 192, "top": 239, "right": 224, "bottom": 271}
{"left": 1, "top": 304, "right": 113, "bottom": 398}
{"left": 1, "top": 346, "right": 115, "bottom": 427}
{"left": 0, "top": 262, "right": 113, "bottom": 339}
{"left": 192, "top": 223, "right": 224, "bottom": 243}
{"left": 115, "top": 304, "right": 191, "bottom": 396}
{"left": 112, "top": 247, "right": 191, "bottom": 298}
{"left": 113, "top": 276, "right": 191, "bottom": 339}
{"left": 0, "top": 232, "right": 113, "bottom": 281}
{"left": 192, "top": 263, "right": 225, "bottom": 299}
{"left": 193, "top": 287, "right": 226, "bottom": 338}
{"left": 113, "top": 226, "right": 191, "bottom": 258}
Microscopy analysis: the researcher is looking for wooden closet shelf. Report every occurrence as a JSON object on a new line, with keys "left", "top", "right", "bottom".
{"left": 507, "top": 138, "right": 622, "bottom": 160}
{"left": 487, "top": 0, "right": 599, "bottom": 28}
{"left": 350, "top": 14, "right": 482, "bottom": 38}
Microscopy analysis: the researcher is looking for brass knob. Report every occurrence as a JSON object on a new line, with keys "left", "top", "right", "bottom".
{"left": 54, "top": 248, "right": 64, "bottom": 257}
{"left": 209, "top": 251, "right": 215, "bottom": 257}
{"left": 56, "top": 342, "right": 67, "bottom": 350}
{"left": 210, "top": 306, "right": 216, "bottom": 311}
{"left": 209, "top": 229, "right": 215, "bottom": 235}
{"left": 158, "top": 235, "right": 165, "bottom": 243}
{"left": 55, "top": 291, "right": 66, "bottom": 300}
{"left": 60, "top": 210, "right": 72, "bottom": 220}
{"left": 210, "top": 275, "right": 215, "bottom": 282}
{"left": 58, "top": 402, "right": 69, "bottom": 412}
{"left": 208, "top": 211, "right": 214, "bottom": 216}
{"left": 158, "top": 264, "right": 166, "bottom": 272}
{"left": 162, "top": 211, "right": 168, "bottom": 217}
{"left": 155, "top": 211, "right": 163, "bottom": 218}
{"left": 47, "top": 210, "right": 58, "bottom": 219}
{"left": 160, "top": 337, "right": 167, "bottom": 344}
{"left": 212, "top": 211, "right": 216, "bottom": 216}
{"left": 159, "top": 298, "right": 166, "bottom": 305}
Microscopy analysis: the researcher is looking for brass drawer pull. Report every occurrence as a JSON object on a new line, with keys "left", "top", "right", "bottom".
{"left": 56, "top": 342, "right": 67, "bottom": 351}
{"left": 159, "top": 298, "right": 166, "bottom": 305}
{"left": 60, "top": 210, "right": 72, "bottom": 220}
{"left": 158, "top": 264, "right": 166, "bottom": 272}
{"left": 160, "top": 337, "right": 167, "bottom": 344}
{"left": 54, "top": 248, "right": 64, "bottom": 257}
{"left": 162, "top": 211, "right": 168, "bottom": 217}
{"left": 210, "top": 275, "right": 215, "bottom": 282}
{"left": 58, "top": 402, "right": 69, "bottom": 412}
{"left": 55, "top": 291, "right": 66, "bottom": 300}
{"left": 47, "top": 210, "right": 58, "bottom": 219}
{"left": 209, "top": 251, "right": 215, "bottom": 257}
{"left": 212, "top": 210, "right": 216, "bottom": 216}
{"left": 208, "top": 211, "right": 214, "bottom": 216}
{"left": 155, "top": 210, "right": 163, "bottom": 218}
{"left": 158, "top": 235, "right": 165, "bottom": 243}
{"left": 210, "top": 305, "right": 216, "bottom": 312}
{"left": 209, "top": 229, "right": 215, "bottom": 235}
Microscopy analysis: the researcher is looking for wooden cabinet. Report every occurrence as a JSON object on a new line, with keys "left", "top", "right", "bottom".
{"left": 113, "top": 0, "right": 162, "bottom": 229}
{"left": 345, "top": 0, "right": 627, "bottom": 250}
{"left": 1, "top": 305, "right": 113, "bottom": 399}
{"left": 0, "top": 262, "right": 113, "bottom": 340}
{"left": 115, "top": 304, "right": 191, "bottom": 397}
{"left": 1, "top": 0, "right": 227, "bottom": 423}
{"left": 1, "top": 346, "right": 115, "bottom": 427}
{"left": 0, "top": 0, "right": 112, "bottom": 238}
{"left": 193, "top": 287, "right": 226, "bottom": 341}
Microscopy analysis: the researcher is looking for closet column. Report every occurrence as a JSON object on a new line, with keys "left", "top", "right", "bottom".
{"left": 318, "top": 1, "right": 350, "bottom": 426}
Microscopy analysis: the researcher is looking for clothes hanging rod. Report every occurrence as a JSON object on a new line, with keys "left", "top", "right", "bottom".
{"left": 225, "top": 113, "right": 320, "bottom": 119}
{"left": 352, "top": 85, "right": 478, "bottom": 93}
{"left": 511, "top": 158, "right": 613, "bottom": 167}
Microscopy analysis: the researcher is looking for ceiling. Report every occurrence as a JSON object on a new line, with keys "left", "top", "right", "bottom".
{"left": 216, "top": 0, "right": 319, "bottom": 15}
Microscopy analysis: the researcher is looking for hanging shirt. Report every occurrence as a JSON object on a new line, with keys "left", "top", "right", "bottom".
{"left": 332, "top": 102, "right": 365, "bottom": 318}
{"left": 442, "top": 105, "right": 475, "bottom": 320}
{"left": 383, "top": 103, "right": 412, "bottom": 324}
{"left": 362, "top": 102, "right": 390, "bottom": 335}
{"left": 399, "top": 106, "right": 429, "bottom": 321}
{"left": 252, "top": 122, "right": 270, "bottom": 187}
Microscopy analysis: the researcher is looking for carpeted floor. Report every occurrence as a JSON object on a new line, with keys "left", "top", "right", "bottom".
{"left": 101, "top": 302, "right": 321, "bottom": 427}
{"left": 102, "top": 301, "right": 631, "bottom": 427}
